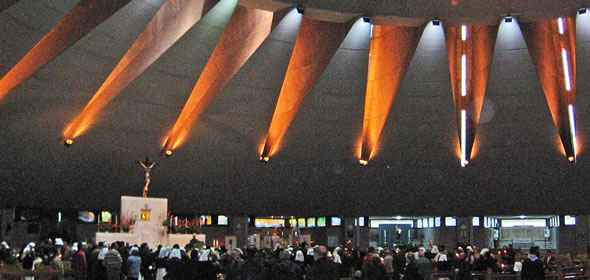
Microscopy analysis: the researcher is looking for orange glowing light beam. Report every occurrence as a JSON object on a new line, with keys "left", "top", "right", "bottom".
{"left": 444, "top": 24, "right": 498, "bottom": 164}
{"left": 161, "top": 6, "right": 289, "bottom": 153}
{"left": 520, "top": 17, "right": 577, "bottom": 159}
{"left": 260, "top": 18, "right": 354, "bottom": 159}
{"left": 62, "top": 0, "right": 219, "bottom": 141}
{"left": 359, "top": 24, "right": 425, "bottom": 162}
{"left": 0, "top": 0, "right": 132, "bottom": 103}
{"left": 0, "top": 0, "right": 19, "bottom": 13}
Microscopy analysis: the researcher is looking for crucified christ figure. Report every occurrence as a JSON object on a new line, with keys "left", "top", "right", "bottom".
{"left": 136, "top": 156, "right": 157, "bottom": 197}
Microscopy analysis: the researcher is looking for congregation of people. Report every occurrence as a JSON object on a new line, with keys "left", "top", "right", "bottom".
{"left": 0, "top": 237, "right": 560, "bottom": 280}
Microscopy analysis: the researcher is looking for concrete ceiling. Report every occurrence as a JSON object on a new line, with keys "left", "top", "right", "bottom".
{"left": 1, "top": 0, "right": 589, "bottom": 217}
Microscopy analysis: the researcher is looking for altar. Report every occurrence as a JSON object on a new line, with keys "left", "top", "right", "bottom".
{"left": 95, "top": 196, "right": 205, "bottom": 247}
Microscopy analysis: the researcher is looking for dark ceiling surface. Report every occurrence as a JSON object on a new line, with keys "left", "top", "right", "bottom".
{"left": 0, "top": 0, "right": 589, "bottom": 217}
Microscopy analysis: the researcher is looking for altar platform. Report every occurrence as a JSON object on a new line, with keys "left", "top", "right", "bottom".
{"left": 95, "top": 196, "right": 205, "bottom": 247}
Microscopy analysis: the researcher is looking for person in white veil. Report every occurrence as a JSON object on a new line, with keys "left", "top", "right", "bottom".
{"left": 295, "top": 249, "right": 305, "bottom": 267}
{"left": 332, "top": 247, "right": 342, "bottom": 264}
{"left": 168, "top": 248, "right": 182, "bottom": 260}
{"left": 155, "top": 246, "right": 170, "bottom": 280}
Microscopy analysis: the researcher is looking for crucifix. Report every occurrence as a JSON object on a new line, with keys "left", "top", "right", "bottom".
{"left": 136, "top": 156, "right": 157, "bottom": 197}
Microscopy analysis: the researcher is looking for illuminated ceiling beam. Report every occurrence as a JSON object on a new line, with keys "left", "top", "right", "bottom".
{"left": 0, "top": 0, "right": 19, "bottom": 13}
{"left": 161, "top": 6, "right": 290, "bottom": 155}
{"left": 359, "top": 24, "right": 425, "bottom": 164}
{"left": 0, "top": 0, "right": 133, "bottom": 102}
{"left": 62, "top": 0, "right": 219, "bottom": 143}
{"left": 520, "top": 17, "right": 577, "bottom": 161}
{"left": 444, "top": 24, "right": 498, "bottom": 166}
{"left": 260, "top": 18, "right": 354, "bottom": 160}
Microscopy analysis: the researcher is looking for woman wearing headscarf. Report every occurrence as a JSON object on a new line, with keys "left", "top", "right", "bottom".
{"left": 155, "top": 246, "right": 170, "bottom": 280}
{"left": 197, "top": 246, "right": 216, "bottom": 280}
{"left": 166, "top": 248, "right": 184, "bottom": 280}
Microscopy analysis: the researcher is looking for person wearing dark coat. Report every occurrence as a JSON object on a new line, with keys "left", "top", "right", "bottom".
{"left": 306, "top": 246, "right": 338, "bottom": 280}
{"left": 404, "top": 254, "right": 422, "bottom": 280}
{"left": 521, "top": 247, "right": 545, "bottom": 280}
{"left": 271, "top": 250, "right": 303, "bottom": 280}
{"left": 364, "top": 253, "right": 387, "bottom": 280}
{"left": 225, "top": 249, "right": 244, "bottom": 280}
{"left": 241, "top": 245, "right": 267, "bottom": 280}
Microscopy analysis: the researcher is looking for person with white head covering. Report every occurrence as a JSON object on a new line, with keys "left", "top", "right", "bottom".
{"left": 431, "top": 245, "right": 439, "bottom": 254}
{"left": 333, "top": 250, "right": 342, "bottom": 264}
{"left": 168, "top": 248, "right": 181, "bottom": 260}
{"left": 97, "top": 246, "right": 109, "bottom": 261}
{"left": 295, "top": 249, "right": 305, "bottom": 266}
{"left": 166, "top": 248, "right": 184, "bottom": 279}
{"left": 21, "top": 242, "right": 35, "bottom": 260}
{"left": 126, "top": 247, "right": 141, "bottom": 280}
{"left": 55, "top": 238, "right": 64, "bottom": 247}
{"left": 155, "top": 246, "right": 170, "bottom": 280}
{"left": 199, "top": 247, "right": 211, "bottom": 262}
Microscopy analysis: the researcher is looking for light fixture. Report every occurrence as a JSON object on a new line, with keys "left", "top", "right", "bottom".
{"left": 561, "top": 49, "right": 571, "bottom": 91}
{"left": 359, "top": 159, "right": 368, "bottom": 166}
{"left": 432, "top": 19, "right": 441, "bottom": 26}
{"left": 557, "top": 17, "right": 565, "bottom": 34}
{"left": 568, "top": 104, "right": 577, "bottom": 162}
{"left": 362, "top": 14, "right": 371, "bottom": 23}
{"left": 164, "top": 150, "right": 173, "bottom": 157}
{"left": 296, "top": 4, "right": 304, "bottom": 15}
{"left": 259, "top": 156, "right": 269, "bottom": 163}
{"left": 504, "top": 15, "right": 513, "bottom": 23}
{"left": 579, "top": 8, "right": 587, "bottom": 15}
{"left": 461, "top": 110, "right": 468, "bottom": 167}
{"left": 64, "top": 138, "right": 74, "bottom": 147}
{"left": 461, "top": 25, "right": 467, "bottom": 41}
{"left": 461, "top": 55, "right": 467, "bottom": 96}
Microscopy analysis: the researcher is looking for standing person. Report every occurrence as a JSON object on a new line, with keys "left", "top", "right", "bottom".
{"left": 382, "top": 250, "right": 394, "bottom": 280}
{"left": 72, "top": 243, "right": 88, "bottom": 280}
{"left": 103, "top": 243, "right": 123, "bottom": 280}
{"left": 95, "top": 243, "right": 109, "bottom": 280}
{"left": 271, "top": 249, "right": 303, "bottom": 280}
{"left": 126, "top": 248, "right": 142, "bottom": 280}
{"left": 521, "top": 247, "right": 545, "bottom": 280}
{"left": 241, "top": 245, "right": 266, "bottom": 280}
{"left": 166, "top": 248, "right": 184, "bottom": 280}
{"left": 306, "top": 246, "right": 338, "bottom": 280}
{"left": 415, "top": 249, "right": 433, "bottom": 280}
{"left": 364, "top": 253, "right": 387, "bottom": 280}
{"left": 403, "top": 254, "right": 422, "bottom": 280}
{"left": 225, "top": 249, "right": 244, "bottom": 280}
{"left": 155, "top": 246, "right": 170, "bottom": 280}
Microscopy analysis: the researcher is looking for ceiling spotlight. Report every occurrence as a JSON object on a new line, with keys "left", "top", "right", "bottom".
{"left": 463, "top": 160, "right": 469, "bottom": 166}
{"left": 164, "top": 150, "right": 173, "bottom": 157}
{"left": 568, "top": 156, "right": 575, "bottom": 163}
{"left": 359, "top": 159, "right": 368, "bottom": 166}
{"left": 259, "top": 156, "right": 269, "bottom": 163}
{"left": 64, "top": 138, "right": 74, "bottom": 147}
{"left": 432, "top": 19, "right": 441, "bottom": 26}
{"left": 296, "top": 4, "right": 304, "bottom": 15}
{"left": 579, "top": 8, "right": 587, "bottom": 15}
{"left": 504, "top": 15, "right": 513, "bottom": 23}
{"left": 362, "top": 14, "right": 371, "bottom": 23}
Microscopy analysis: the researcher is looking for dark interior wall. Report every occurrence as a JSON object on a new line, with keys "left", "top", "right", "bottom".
{"left": 1, "top": 2, "right": 590, "bottom": 217}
